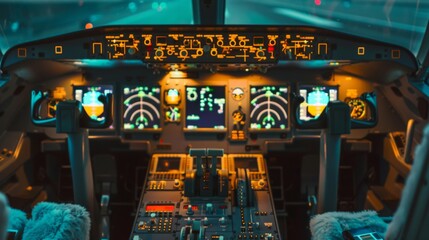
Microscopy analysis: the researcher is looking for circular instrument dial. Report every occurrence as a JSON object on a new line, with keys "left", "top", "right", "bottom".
{"left": 249, "top": 86, "right": 288, "bottom": 130}
{"left": 347, "top": 98, "right": 366, "bottom": 119}
{"left": 123, "top": 86, "right": 161, "bottom": 130}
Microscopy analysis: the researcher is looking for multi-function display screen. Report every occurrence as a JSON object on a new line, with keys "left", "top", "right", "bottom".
{"left": 73, "top": 85, "right": 113, "bottom": 123}
{"left": 299, "top": 85, "right": 338, "bottom": 121}
{"left": 185, "top": 86, "right": 226, "bottom": 130}
{"left": 122, "top": 86, "right": 161, "bottom": 130}
{"left": 249, "top": 86, "right": 288, "bottom": 130}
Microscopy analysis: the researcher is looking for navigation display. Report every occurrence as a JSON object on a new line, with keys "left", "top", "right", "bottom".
{"left": 185, "top": 86, "right": 226, "bottom": 130}
{"left": 73, "top": 85, "right": 113, "bottom": 123}
{"left": 249, "top": 86, "right": 288, "bottom": 130}
{"left": 122, "top": 86, "right": 161, "bottom": 130}
{"left": 299, "top": 85, "right": 338, "bottom": 121}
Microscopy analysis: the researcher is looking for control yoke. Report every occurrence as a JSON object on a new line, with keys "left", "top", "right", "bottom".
{"left": 291, "top": 91, "right": 377, "bottom": 214}
{"left": 30, "top": 90, "right": 113, "bottom": 129}
{"left": 30, "top": 89, "right": 113, "bottom": 239}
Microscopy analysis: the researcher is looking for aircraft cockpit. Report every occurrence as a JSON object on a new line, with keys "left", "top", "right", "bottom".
{"left": 0, "top": 1, "right": 428, "bottom": 240}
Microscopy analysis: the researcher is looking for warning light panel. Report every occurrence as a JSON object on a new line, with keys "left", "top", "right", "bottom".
{"left": 145, "top": 204, "right": 175, "bottom": 212}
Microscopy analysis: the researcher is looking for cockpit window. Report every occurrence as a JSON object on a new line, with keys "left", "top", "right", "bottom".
{"left": 0, "top": 0, "right": 427, "bottom": 56}
{"left": 225, "top": 0, "right": 429, "bottom": 55}
{"left": 0, "top": 0, "right": 193, "bottom": 54}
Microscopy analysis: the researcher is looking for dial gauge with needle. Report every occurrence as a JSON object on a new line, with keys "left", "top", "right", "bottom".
{"left": 347, "top": 98, "right": 366, "bottom": 119}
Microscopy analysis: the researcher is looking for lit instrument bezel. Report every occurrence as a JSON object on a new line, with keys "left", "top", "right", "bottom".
{"left": 347, "top": 98, "right": 367, "bottom": 120}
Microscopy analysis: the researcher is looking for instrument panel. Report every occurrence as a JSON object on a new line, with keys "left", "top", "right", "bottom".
{"left": 11, "top": 27, "right": 386, "bottom": 153}
{"left": 0, "top": 24, "right": 419, "bottom": 240}
{"left": 131, "top": 152, "right": 279, "bottom": 240}
{"left": 41, "top": 72, "right": 377, "bottom": 137}
{"left": 1, "top": 26, "right": 417, "bottom": 70}
{"left": 59, "top": 84, "right": 370, "bottom": 135}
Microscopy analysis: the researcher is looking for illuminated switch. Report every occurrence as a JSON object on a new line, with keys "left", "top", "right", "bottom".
{"left": 258, "top": 180, "right": 266, "bottom": 188}
{"left": 206, "top": 203, "right": 213, "bottom": 214}
{"left": 137, "top": 221, "right": 145, "bottom": 230}
{"left": 219, "top": 217, "right": 227, "bottom": 226}
{"left": 391, "top": 49, "right": 401, "bottom": 59}
{"left": 253, "top": 222, "right": 260, "bottom": 229}
{"left": 357, "top": 47, "right": 365, "bottom": 55}
{"left": 150, "top": 218, "right": 157, "bottom": 225}
{"left": 203, "top": 217, "right": 209, "bottom": 226}
{"left": 265, "top": 233, "right": 273, "bottom": 240}
{"left": 174, "top": 179, "right": 181, "bottom": 188}
{"left": 187, "top": 205, "right": 194, "bottom": 215}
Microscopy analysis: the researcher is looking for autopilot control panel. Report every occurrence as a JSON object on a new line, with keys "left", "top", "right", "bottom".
{"left": 130, "top": 150, "right": 279, "bottom": 240}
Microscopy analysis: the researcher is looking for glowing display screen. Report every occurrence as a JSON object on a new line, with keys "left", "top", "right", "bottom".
{"left": 145, "top": 205, "right": 175, "bottom": 212}
{"left": 73, "top": 85, "right": 113, "bottom": 122}
{"left": 185, "top": 86, "right": 226, "bottom": 130}
{"left": 234, "top": 157, "right": 259, "bottom": 172}
{"left": 156, "top": 157, "right": 181, "bottom": 172}
{"left": 299, "top": 85, "right": 338, "bottom": 121}
{"left": 122, "top": 86, "right": 161, "bottom": 130}
{"left": 249, "top": 86, "right": 288, "bottom": 130}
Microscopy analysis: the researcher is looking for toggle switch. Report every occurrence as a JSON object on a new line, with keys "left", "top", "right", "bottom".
{"left": 187, "top": 204, "right": 194, "bottom": 215}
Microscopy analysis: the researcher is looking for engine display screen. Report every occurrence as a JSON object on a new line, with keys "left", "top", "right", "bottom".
{"left": 122, "top": 86, "right": 161, "bottom": 130}
{"left": 73, "top": 85, "right": 113, "bottom": 123}
{"left": 249, "top": 86, "right": 288, "bottom": 130}
{"left": 185, "top": 86, "right": 226, "bottom": 130}
{"left": 156, "top": 157, "right": 181, "bottom": 172}
{"left": 299, "top": 85, "right": 338, "bottom": 121}
{"left": 234, "top": 157, "right": 259, "bottom": 172}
